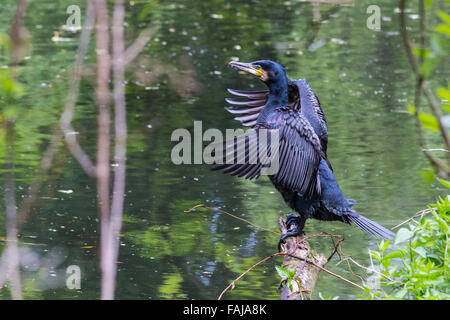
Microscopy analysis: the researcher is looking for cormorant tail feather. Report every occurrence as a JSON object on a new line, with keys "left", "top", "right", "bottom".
{"left": 347, "top": 212, "right": 395, "bottom": 240}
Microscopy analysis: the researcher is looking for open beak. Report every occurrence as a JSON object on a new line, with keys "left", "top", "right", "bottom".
{"left": 228, "top": 61, "right": 263, "bottom": 77}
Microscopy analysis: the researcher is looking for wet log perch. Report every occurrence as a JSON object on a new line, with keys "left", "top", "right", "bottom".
{"left": 278, "top": 217, "right": 327, "bottom": 300}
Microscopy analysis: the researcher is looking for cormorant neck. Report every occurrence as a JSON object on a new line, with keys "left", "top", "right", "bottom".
{"left": 266, "top": 77, "right": 289, "bottom": 105}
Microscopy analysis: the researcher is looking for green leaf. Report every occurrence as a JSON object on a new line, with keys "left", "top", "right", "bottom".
{"left": 378, "top": 239, "right": 390, "bottom": 252}
{"left": 412, "top": 47, "right": 430, "bottom": 59}
{"left": 395, "top": 287, "right": 408, "bottom": 299}
{"left": 437, "top": 11, "right": 450, "bottom": 25}
{"left": 0, "top": 33, "right": 11, "bottom": 51}
{"left": 437, "top": 87, "right": 450, "bottom": 113}
{"left": 430, "top": 35, "right": 445, "bottom": 56}
{"left": 413, "top": 247, "right": 427, "bottom": 258}
{"left": 418, "top": 113, "right": 439, "bottom": 132}
{"left": 383, "top": 251, "right": 404, "bottom": 261}
{"left": 395, "top": 228, "right": 414, "bottom": 244}
{"left": 287, "top": 269, "right": 297, "bottom": 278}
{"left": 420, "top": 56, "right": 440, "bottom": 79}
{"left": 420, "top": 169, "right": 436, "bottom": 184}
{"left": 434, "top": 216, "right": 449, "bottom": 233}
{"left": 408, "top": 105, "right": 416, "bottom": 114}
{"left": 319, "top": 292, "right": 339, "bottom": 300}
{"left": 369, "top": 250, "right": 382, "bottom": 262}
{"left": 275, "top": 266, "right": 289, "bottom": 280}
{"left": 437, "top": 179, "right": 450, "bottom": 189}
{"left": 288, "top": 281, "right": 293, "bottom": 292}
{"left": 382, "top": 257, "right": 391, "bottom": 270}
{"left": 437, "top": 87, "right": 450, "bottom": 101}
{"left": 435, "top": 25, "right": 450, "bottom": 36}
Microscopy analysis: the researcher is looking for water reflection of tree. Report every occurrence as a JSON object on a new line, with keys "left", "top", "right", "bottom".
{"left": 0, "top": 0, "right": 159, "bottom": 299}
{"left": 305, "top": 0, "right": 353, "bottom": 49}
{"left": 0, "top": 0, "right": 29, "bottom": 300}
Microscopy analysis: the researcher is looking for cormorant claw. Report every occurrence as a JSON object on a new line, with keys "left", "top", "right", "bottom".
{"left": 278, "top": 214, "right": 306, "bottom": 252}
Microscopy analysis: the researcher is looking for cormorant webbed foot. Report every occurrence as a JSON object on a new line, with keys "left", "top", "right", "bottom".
{"left": 278, "top": 214, "right": 306, "bottom": 252}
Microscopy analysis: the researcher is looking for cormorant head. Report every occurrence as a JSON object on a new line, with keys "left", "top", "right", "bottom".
{"left": 228, "top": 60, "right": 287, "bottom": 87}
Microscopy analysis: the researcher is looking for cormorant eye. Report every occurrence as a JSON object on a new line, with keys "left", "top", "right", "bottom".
{"left": 256, "top": 65, "right": 262, "bottom": 70}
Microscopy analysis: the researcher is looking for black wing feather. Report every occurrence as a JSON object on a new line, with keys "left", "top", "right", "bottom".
{"left": 213, "top": 107, "right": 322, "bottom": 199}
{"left": 224, "top": 88, "right": 269, "bottom": 127}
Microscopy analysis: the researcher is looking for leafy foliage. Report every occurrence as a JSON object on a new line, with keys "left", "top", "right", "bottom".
{"left": 361, "top": 182, "right": 450, "bottom": 300}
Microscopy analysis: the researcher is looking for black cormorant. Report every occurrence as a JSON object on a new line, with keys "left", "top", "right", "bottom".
{"left": 213, "top": 60, "right": 395, "bottom": 245}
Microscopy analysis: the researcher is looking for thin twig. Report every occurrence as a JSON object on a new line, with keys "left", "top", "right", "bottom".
{"left": 284, "top": 252, "right": 364, "bottom": 290}
{"left": 337, "top": 256, "right": 398, "bottom": 283}
{"left": 305, "top": 231, "right": 345, "bottom": 262}
{"left": 217, "top": 252, "right": 284, "bottom": 300}
{"left": 123, "top": 27, "right": 157, "bottom": 66}
{"left": 185, "top": 204, "right": 280, "bottom": 235}
{"left": 391, "top": 208, "right": 432, "bottom": 230}
{"left": 343, "top": 258, "right": 366, "bottom": 283}
{"left": 60, "top": 0, "right": 96, "bottom": 178}
{"left": 326, "top": 237, "right": 344, "bottom": 263}
{"left": 305, "top": 231, "right": 344, "bottom": 240}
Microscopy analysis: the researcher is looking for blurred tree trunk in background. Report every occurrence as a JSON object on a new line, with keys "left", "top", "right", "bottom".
{"left": 399, "top": 0, "right": 450, "bottom": 178}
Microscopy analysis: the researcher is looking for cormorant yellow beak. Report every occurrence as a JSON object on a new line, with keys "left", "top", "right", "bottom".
{"left": 228, "top": 61, "right": 264, "bottom": 77}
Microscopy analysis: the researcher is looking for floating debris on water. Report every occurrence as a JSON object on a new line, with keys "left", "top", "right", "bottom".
{"left": 57, "top": 189, "right": 73, "bottom": 194}
{"left": 308, "top": 39, "right": 326, "bottom": 52}
{"left": 51, "top": 32, "right": 76, "bottom": 42}
{"left": 330, "top": 38, "right": 347, "bottom": 45}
